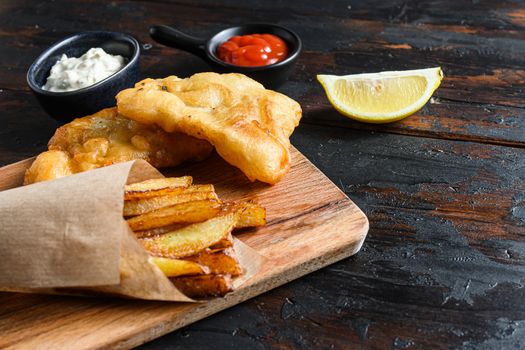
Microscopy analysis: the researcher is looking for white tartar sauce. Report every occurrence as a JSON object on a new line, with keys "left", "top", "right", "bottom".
{"left": 42, "top": 48, "right": 126, "bottom": 92}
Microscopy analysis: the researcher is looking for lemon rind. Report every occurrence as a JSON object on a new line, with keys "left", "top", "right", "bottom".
{"left": 317, "top": 67, "right": 443, "bottom": 124}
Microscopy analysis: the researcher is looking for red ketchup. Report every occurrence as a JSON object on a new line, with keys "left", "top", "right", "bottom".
{"left": 217, "top": 34, "right": 289, "bottom": 67}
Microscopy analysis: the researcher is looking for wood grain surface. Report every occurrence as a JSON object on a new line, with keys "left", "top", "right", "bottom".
{"left": 1, "top": 0, "right": 525, "bottom": 348}
{"left": 0, "top": 148, "right": 368, "bottom": 349}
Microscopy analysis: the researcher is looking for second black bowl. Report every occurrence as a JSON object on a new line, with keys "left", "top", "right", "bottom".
{"left": 27, "top": 31, "right": 140, "bottom": 123}
{"left": 149, "top": 24, "right": 301, "bottom": 88}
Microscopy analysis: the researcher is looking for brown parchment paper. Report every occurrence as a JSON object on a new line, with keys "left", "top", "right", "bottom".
{"left": 0, "top": 160, "right": 263, "bottom": 302}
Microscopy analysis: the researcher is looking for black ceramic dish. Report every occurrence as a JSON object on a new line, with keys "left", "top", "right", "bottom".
{"left": 27, "top": 31, "right": 140, "bottom": 123}
{"left": 149, "top": 24, "right": 301, "bottom": 88}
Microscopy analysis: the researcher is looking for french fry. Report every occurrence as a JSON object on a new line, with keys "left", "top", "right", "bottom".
{"left": 185, "top": 247, "right": 242, "bottom": 276}
{"left": 236, "top": 202, "right": 266, "bottom": 228}
{"left": 208, "top": 232, "right": 234, "bottom": 251}
{"left": 140, "top": 214, "right": 236, "bottom": 258}
{"left": 223, "top": 201, "right": 266, "bottom": 229}
{"left": 135, "top": 226, "right": 234, "bottom": 244}
{"left": 124, "top": 176, "right": 193, "bottom": 200}
{"left": 150, "top": 256, "right": 209, "bottom": 277}
{"left": 133, "top": 224, "right": 185, "bottom": 239}
{"left": 171, "top": 274, "right": 233, "bottom": 298}
{"left": 124, "top": 189, "right": 219, "bottom": 216}
{"left": 125, "top": 176, "right": 267, "bottom": 298}
{"left": 127, "top": 199, "right": 221, "bottom": 231}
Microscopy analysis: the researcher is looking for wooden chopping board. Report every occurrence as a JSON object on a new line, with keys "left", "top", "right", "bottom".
{"left": 0, "top": 147, "right": 368, "bottom": 349}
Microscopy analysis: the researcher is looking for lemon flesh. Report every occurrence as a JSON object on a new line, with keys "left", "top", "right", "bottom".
{"left": 317, "top": 67, "right": 443, "bottom": 123}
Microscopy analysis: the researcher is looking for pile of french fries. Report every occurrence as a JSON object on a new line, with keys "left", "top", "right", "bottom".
{"left": 123, "top": 177, "right": 266, "bottom": 298}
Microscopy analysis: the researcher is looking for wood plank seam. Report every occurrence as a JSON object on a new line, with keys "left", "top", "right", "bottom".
{"left": 299, "top": 119, "right": 525, "bottom": 149}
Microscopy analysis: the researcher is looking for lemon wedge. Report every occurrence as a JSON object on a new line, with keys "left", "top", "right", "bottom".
{"left": 317, "top": 67, "right": 443, "bottom": 123}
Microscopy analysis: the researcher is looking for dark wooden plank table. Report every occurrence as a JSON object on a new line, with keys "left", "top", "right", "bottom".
{"left": 1, "top": 0, "right": 525, "bottom": 349}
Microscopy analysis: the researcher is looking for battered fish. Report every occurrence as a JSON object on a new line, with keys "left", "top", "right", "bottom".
{"left": 24, "top": 108, "right": 212, "bottom": 184}
{"left": 116, "top": 73, "right": 302, "bottom": 184}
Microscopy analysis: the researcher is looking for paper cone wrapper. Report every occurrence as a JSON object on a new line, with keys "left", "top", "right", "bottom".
{"left": 0, "top": 160, "right": 262, "bottom": 301}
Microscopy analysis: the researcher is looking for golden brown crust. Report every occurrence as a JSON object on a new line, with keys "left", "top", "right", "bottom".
{"left": 185, "top": 247, "right": 242, "bottom": 276}
{"left": 170, "top": 274, "right": 233, "bottom": 298}
{"left": 24, "top": 107, "right": 213, "bottom": 184}
{"left": 116, "top": 73, "right": 302, "bottom": 184}
{"left": 23, "top": 150, "right": 74, "bottom": 185}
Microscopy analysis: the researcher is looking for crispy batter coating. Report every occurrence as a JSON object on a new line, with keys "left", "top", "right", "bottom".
{"left": 116, "top": 73, "right": 302, "bottom": 184}
{"left": 23, "top": 150, "right": 75, "bottom": 184}
{"left": 24, "top": 108, "right": 212, "bottom": 184}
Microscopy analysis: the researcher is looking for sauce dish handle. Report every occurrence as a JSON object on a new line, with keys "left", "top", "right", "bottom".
{"left": 149, "top": 25, "right": 207, "bottom": 60}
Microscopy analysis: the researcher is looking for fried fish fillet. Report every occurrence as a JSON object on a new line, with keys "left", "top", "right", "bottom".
{"left": 24, "top": 108, "right": 212, "bottom": 184}
{"left": 116, "top": 73, "right": 302, "bottom": 184}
